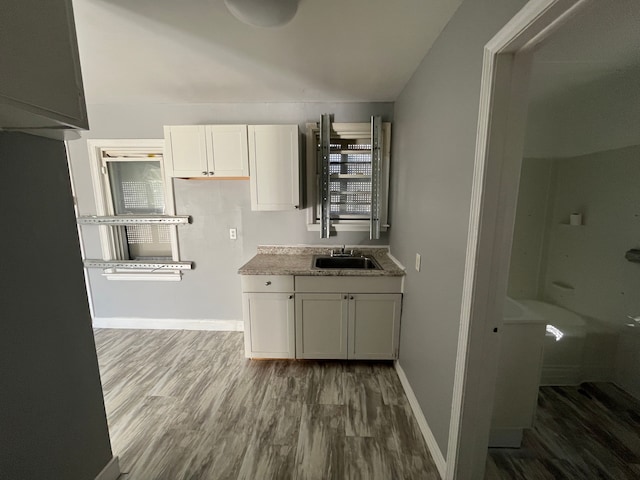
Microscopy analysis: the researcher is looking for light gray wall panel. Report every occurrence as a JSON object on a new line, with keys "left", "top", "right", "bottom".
{"left": 388, "top": 0, "right": 527, "bottom": 456}
{"left": 542, "top": 145, "right": 640, "bottom": 328}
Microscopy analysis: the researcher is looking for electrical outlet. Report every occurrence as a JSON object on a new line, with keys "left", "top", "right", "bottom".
{"left": 229, "top": 228, "right": 237, "bottom": 240}
{"left": 415, "top": 253, "right": 421, "bottom": 272}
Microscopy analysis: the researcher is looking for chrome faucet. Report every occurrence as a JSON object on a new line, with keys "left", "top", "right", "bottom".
{"left": 331, "top": 244, "right": 354, "bottom": 257}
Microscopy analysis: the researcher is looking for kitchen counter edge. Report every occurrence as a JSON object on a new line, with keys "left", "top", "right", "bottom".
{"left": 237, "top": 247, "right": 405, "bottom": 277}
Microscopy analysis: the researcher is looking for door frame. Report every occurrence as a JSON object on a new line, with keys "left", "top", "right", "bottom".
{"left": 446, "top": 0, "right": 592, "bottom": 478}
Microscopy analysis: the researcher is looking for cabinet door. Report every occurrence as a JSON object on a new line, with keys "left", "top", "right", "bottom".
{"left": 348, "top": 294, "right": 401, "bottom": 359}
{"left": 243, "top": 293, "right": 295, "bottom": 359}
{"left": 248, "top": 125, "right": 300, "bottom": 211}
{"left": 206, "top": 125, "right": 249, "bottom": 177}
{"left": 164, "top": 126, "right": 208, "bottom": 177}
{"left": 295, "top": 293, "right": 347, "bottom": 359}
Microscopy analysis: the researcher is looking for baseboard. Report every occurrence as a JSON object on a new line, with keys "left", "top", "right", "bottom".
{"left": 540, "top": 365, "right": 580, "bottom": 385}
{"left": 394, "top": 361, "right": 446, "bottom": 479}
{"left": 95, "top": 456, "right": 120, "bottom": 480}
{"left": 93, "top": 317, "right": 244, "bottom": 331}
{"left": 488, "top": 428, "right": 523, "bottom": 448}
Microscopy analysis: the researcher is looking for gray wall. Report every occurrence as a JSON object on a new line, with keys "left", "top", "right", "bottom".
{"left": 388, "top": 0, "right": 527, "bottom": 456}
{"left": 67, "top": 102, "right": 393, "bottom": 320}
{"left": 0, "top": 133, "right": 113, "bottom": 479}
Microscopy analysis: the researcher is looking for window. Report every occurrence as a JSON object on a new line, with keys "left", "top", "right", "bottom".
{"left": 104, "top": 157, "right": 171, "bottom": 259}
{"left": 85, "top": 139, "right": 186, "bottom": 281}
{"left": 306, "top": 119, "right": 391, "bottom": 236}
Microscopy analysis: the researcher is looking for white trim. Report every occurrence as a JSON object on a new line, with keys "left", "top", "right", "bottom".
{"left": 102, "top": 271, "right": 183, "bottom": 281}
{"left": 85, "top": 139, "right": 179, "bottom": 262}
{"left": 94, "top": 456, "right": 120, "bottom": 480}
{"left": 488, "top": 429, "right": 523, "bottom": 448}
{"left": 65, "top": 141, "right": 97, "bottom": 321}
{"left": 93, "top": 317, "right": 244, "bottom": 331}
{"left": 305, "top": 224, "right": 389, "bottom": 233}
{"left": 394, "top": 361, "right": 446, "bottom": 479}
{"left": 447, "top": 1, "right": 592, "bottom": 479}
{"left": 540, "top": 365, "right": 581, "bottom": 385}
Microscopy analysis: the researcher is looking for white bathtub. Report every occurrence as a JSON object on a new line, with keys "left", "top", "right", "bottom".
{"left": 518, "top": 299, "right": 619, "bottom": 385}
{"left": 503, "top": 296, "right": 545, "bottom": 324}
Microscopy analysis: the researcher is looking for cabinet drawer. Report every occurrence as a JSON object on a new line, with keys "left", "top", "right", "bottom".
{"left": 294, "top": 275, "right": 402, "bottom": 293}
{"left": 241, "top": 275, "right": 294, "bottom": 292}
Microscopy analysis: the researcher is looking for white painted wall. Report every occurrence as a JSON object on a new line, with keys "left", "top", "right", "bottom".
{"left": 388, "top": 0, "right": 527, "bottom": 457}
{"left": 524, "top": 64, "right": 640, "bottom": 159}
{"left": 507, "top": 158, "right": 554, "bottom": 299}
{"left": 67, "top": 102, "right": 392, "bottom": 320}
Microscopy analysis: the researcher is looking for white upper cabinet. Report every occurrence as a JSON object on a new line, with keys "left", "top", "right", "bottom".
{"left": 164, "top": 125, "right": 249, "bottom": 178}
{"left": 164, "top": 126, "right": 208, "bottom": 176}
{"left": 248, "top": 125, "right": 300, "bottom": 211}
{"left": 206, "top": 125, "right": 249, "bottom": 177}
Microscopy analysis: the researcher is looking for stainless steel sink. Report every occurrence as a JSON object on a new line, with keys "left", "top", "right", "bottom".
{"left": 313, "top": 255, "right": 381, "bottom": 270}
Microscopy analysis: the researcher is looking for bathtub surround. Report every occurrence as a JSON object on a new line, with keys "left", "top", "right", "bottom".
{"left": 507, "top": 158, "right": 555, "bottom": 299}
{"left": 509, "top": 144, "right": 640, "bottom": 397}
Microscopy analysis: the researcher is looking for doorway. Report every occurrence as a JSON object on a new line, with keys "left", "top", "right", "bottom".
{"left": 441, "top": 0, "right": 640, "bottom": 477}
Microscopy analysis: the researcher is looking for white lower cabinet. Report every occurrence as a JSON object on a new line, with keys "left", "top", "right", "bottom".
{"left": 295, "top": 294, "right": 348, "bottom": 359}
{"left": 348, "top": 294, "right": 402, "bottom": 360}
{"left": 243, "top": 293, "right": 295, "bottom": 358}
{"left": 241, "top": 274, "right": 402, "bottom": 360}
{"left": 241, "top": 275, "right": 295, "bottom": 358}
{"left": 295, "top": 293, "right": 401, "bottom": 360}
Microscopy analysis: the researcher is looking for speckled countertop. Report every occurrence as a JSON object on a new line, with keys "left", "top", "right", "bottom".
{"left": 238, "top": 246, "right": 405, "bottom": 277}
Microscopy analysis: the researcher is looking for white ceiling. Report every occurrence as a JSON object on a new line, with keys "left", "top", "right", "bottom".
{"left": 72, "top": 0, "right": 464, "bottom": 105}
{"left": 529, "top": 0, "right": 640, "bottom": 104}
{"left": 524, "top": 0, "right": 640, "bottom": 157}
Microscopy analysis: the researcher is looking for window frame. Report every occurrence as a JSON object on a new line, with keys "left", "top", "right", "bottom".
{"left": 86, "top": 139, "right": 182, "bottom": 280}
{"left": 305, "top": 122, "right": 391, "bottom": 233}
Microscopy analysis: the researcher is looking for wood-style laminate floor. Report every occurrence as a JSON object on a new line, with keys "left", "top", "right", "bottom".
{"left": 487, "top": 382, "right": 640, "bottom": 479}
{"left": 94, "top": 329, "right": 439, "bottom": 480}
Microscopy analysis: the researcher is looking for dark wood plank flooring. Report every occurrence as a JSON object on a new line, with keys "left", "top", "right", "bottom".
{"left": 94, "top": 329, "right": 439, "bottom": 480}
{"left": 487, "top": 382, "right": 640, "bottom": 479}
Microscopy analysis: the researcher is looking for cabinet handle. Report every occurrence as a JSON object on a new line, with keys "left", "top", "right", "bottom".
{"left": 350, "top": 296, "right": 354, "bottom": 300}
{"left": 289, "top": 295, "right": 294, "bottom": 299}
{"left": 202, "top": 171, "right": 208, "bottom": 176}
{"left": 344, "top": 295, "right": 348, "bottom": 300}
{"left": 294, "top": 205, "right": 299, "bottom": 209}
{"left": 265, "top": 281, "right": 272, "bottom": 286}
{"left": 209, "top": 171, "right": 214, "bottom": 175}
